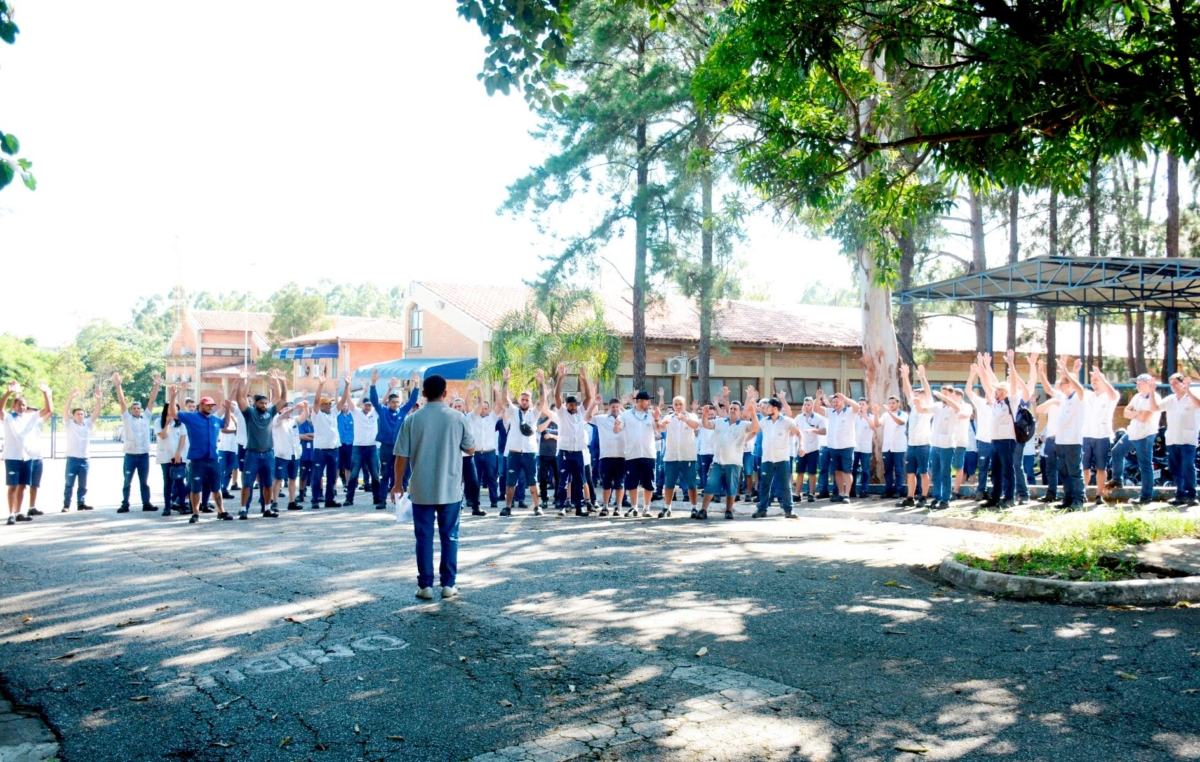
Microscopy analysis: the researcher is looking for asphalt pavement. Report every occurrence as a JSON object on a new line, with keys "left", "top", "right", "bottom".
{"left": 0, "top": 458, "right": 1197, "bottom": 762}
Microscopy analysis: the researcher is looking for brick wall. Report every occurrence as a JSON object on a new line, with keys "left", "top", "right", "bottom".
{"left": 407, "top": 309, "right": 479, "bottom": 359}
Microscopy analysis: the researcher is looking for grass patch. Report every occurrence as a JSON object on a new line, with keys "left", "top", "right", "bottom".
{"left": 956, "top": 511, "right": 1200, "bottom": 581}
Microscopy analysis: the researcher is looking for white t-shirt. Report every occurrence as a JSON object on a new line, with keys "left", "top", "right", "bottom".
{"left": 619, "top": 408, "right": 658, "bottom": 461}
{"left": 1055, "top": 392, "right": 1086, "bottom": 446}
{"left": 954, "top": 400, "right": 973, "bottom": 448}
{"left": 697, "top": 425, "right": 716, "bottom": 456}
{"left": 154, "top": 420, "right": 186, "bottom": 464}
{"left": 1161, "top": 392, "right": 1200, "bottom": 446}
{"left": 505, "top": 403, "right": 539, "bottom": 454}
{"left": 966, "top": 392, "right": 991, "bottom": 443}
{"left": 552, "top": 408, "right": 589, "bottom": 452}
{"left": 824, "top": 407, "right": 856, "bottom": 450}
{"left": 595, "top": 413, "right": 625, "bottom": 458}
{"left": 906, "top": 410, "right": 932, "bottom": 447}
{"left": 2, "top": 412, "right": 39, "bottom": 461}
{"left": 64, "top": 418, "right": 93, "bottom": 459}
{"left": 713, "top": 418, "right": 753, "bottom": 466}
{"left": 312, "top": 409, "right": 341, "bottom": 450}
{"left": 272, "top": 416, "right": 296, "bottom": 459}
{"left": 1126, "top": 393, "right": 1163, "bottom": 441}
{"left": 350, "top": 407, "right": 379, "bottom": 447}
{"left": 20, "top": 417, "right": 44, "bottom": 460}
{"left": 930, "top": 402, "right": 958, "bottom": 449}
{"left": 882, "top": 409, "right": 908, "bottom": 453}
{"left": 1082, "top": 391, "right": 1118, "bottom": 440}
{"left": 229, "top": 406, "right": 248, "bottom": 448}
{"left": 759, "top": 415, "right": 797, "bottom": 463}
{"left": 217, "top": 425, "right": 238, "bottom": 453}
{"left": 991, "top": 397, "right": 1020, "bottom": 441}
{"left": 853, "top": 415, "right": 874, "bottom": 454}
{"left": 469, "top": 412, "right": 499, "bottom": 452}
{"left": 662, "top": 413, "right": 698, "bottom": 462}
{"left": 1043, "top": 398, "right": 1062, "bottom": 439}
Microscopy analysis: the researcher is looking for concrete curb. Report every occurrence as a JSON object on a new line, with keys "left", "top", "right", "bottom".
{"left": 939, "top": 555, "right": 1200, "bottom": 605}
{"left": 0, "top": 696, "right": 58, "bottom": 762}
{"left": 787, "top": 508, "right": 1044, "bottom": 538}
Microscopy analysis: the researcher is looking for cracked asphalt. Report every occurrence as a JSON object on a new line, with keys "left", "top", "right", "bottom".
{"left": 0, "top": 461, "right": 1198, "bottom": 761}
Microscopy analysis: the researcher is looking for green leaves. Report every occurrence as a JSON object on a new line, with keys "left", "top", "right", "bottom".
{"left": 0, "top": 19, "right": 17, "bottom": 45}
{"left": 1, "top": 131, "right": 19, "bottom": 155}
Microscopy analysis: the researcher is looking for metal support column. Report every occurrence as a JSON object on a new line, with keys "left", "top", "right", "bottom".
{"left": 1166, "top": 309, "right": 1179, "bottom": 377}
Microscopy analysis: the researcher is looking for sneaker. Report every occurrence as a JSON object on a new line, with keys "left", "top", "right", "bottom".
{"left": 441, "top": 586, "right": 458, "bottom": 599}
{"left": 311, "top": 503, "right": 322, "bottom": 510}
{"left": 490, "top": 502, "right": 498, "bottom": 509}
{"left": 598, "top": 507, "right": 610, "bottom": 517}
{"left": 263, "top": 509, "right": 279, "bottom": 518}
{"left": 575, "top": 507, "right": 585, "bottom": 517}
{"left": 326, "top": 501, "right": 343, "bottom": 508}
{"left": 1037, "top": 495, "right": 1056, "bottom": 504}
{"left": 221, "top": 491, "right": 236, "bottom": 500}
{"left": 472, "top": 507, "right": 489, "bottom": 517}
{"left": 783, "top": 511, "right": 799, "bottom": 519}
{"left": 938, "top": 500, "right": 951, "bottom": 510}
{"left": 899, "top": 497, "right": 915, "bottom": 507}
{"left": 61, "top": 505, "right": 70, "bottom": 513}
{"left": 724, "top": 510, "right": 734, "bottom": 520}
{"left": 375, "top": 503, "right": 387, "bottom": 510}
{"left": 499, "top": 506, "right": 512, "bottom": 517}
{"left": 288, "top": 502, "right": 302, "bottom": 510}
{"left": 189, "top": 514, "right": 199, "bottom": 524}
{"left": 199, "top": 505, "right": 215, "bottom": 514}
{"left": 78, "top": 504, "right": 94, "bottom": 511}
{"left": 238, "top": 509, "right": 248, "bottom": 520}
{"left": 752, "top": 509, "right": 767, "bottom": 518}
{"left": 343, "top": 499, "right": 355, "bottom": 507}
{"left": 1129, "top": 496, "right": 1152, "bottom": 506}
{"left": 5, "top": 516, "right": 13, "bottom": 525}
{"left": 517, "top": 502, "right": 528, "bottom": 509}
{"left": 217, "top": 511, "right": 233, "bottom": 521}
{"left": 415, "top": 587, "right": 435, "bottom": 600}
{"left": 915, "top": 497, "right": 927, "bottom": 508}
{"left": 806, "top": 494, "right": 815, "bottom": 503}
{"left": 690, "top": 507, "right": 699, "bottom": 519}
{"left": 657, "top": 507, "right": 670, "bottom": 518}
{"left": 15, "top": 513, "right": 32, "bottom": 522}
{"left": 162, "top": 507, "right": 172, "bottom": 517}
{"left": 533, "top": 506, "right": 544, "bottom": 516}
{"left": 698, "top": 508, "right": 709, "bottom": 520}
{"left": 116, "top": 505, "right": 130, "bottom": 513}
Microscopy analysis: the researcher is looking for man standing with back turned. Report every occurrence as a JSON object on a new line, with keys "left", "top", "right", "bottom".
{"left": 392, "top": 374, "right": 475, "bottom": 601}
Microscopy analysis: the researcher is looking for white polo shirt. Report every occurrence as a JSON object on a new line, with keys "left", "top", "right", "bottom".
{"left": 662, "top": 413, "right": 698, "bottom": 462}
{"left": 1161, "top": 392, "right": 1200, "bottom": 446}
{"left": 619, "top": 408, "right": 658, "bottom": 461}
{"left": 469, "top": 412, "right": 499, "bottom": 452}
{"left": 713, "top": 418, "right": 753, "bottom": 466}
{"left": 20, "top": 417, "right": 44, "bottom": 460}
{"left": 882, "top": 410, "right": 908, "bottom": 453}
{"left": 824, "top": 407, "right": 856, "bottom": 450}
{"left": 854, "top": 415, "right": 874, "bottom": 454}
{"left": 954, "top": 400, "right": 973, "bottom": 448}
{"left": 759, "top": 415, "right": 797, "bottom": 463}
{"left": 906, "top": 410, "right": 932, "bottom": 447}
{"left": 991, "top": 397, "right": 1019, "bottom": 441}
{"left": 351, "top": 407, "right": 379, "bottom": 447}
{"left": 595, "top": 413, "right": 625, "bottom": 458}
{"left": 553, "top": 408, "right": 589, "bottom": 452}
{"left": 1125, "top": 393, "right": 1162, "bottom": 441}
{"left": 930, "top": 403, "right": 958, "bottom": 449}
{"left": 229, "top": 406, "right": 248, "bottom": 449}
{"left": 154, "top": 420, "right": 186, "bottom": 464}
{"left": 121, "top": 409, "right": 153, "bottom": 455}
{"left": 505, "top": 403, "right": 539, "bottom": 454}
{"left": 1055, "top": 392, "right": 1086, "bottom": 446}
{"left": 64, "top": 418, "right": 94, "bottom": 459}
{"left": 312, "top": 409, "right": 341, "bottom": 450}
{"left": 217, "top": 425, "right": 238, "bottom": 454}
{"left": 272, "top": 416, "right": 296, "bottom": 459}
{"left": 966, "top": 392, "right": 991, "bottom": 443}
{"left": 1082, "top": 392, "right": 1118, "bottom": 441}
{"left": 697, "top": 425, "right": 715, "bottom": 457}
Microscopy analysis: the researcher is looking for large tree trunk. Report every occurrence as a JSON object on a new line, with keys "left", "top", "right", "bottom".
{"left": 632, "top": 117, "right": 648, "bottom": 393}
{"left": 697, "top": 139, "right": 714, "bottom": 405}
{"left": 1007, "top": 188, "right": 1019, "bottom": 350}
{"left": 1046, "top": 188, "right": 1058, "bottom": 383}
{"left": 1137, "top": 153, "right": 1159, "bottom": 375}
{"left": 859, "top": 247, "right": 900, "bottom": 413}
{"left": 968, "top": 187, "right": 989, "bottom": 354}
{"left": 1126, "top": 310, "right": 1136, "bottom": 379}
{"left": 1165, "top": 151, "right": 1180, "bottom": 375}
{"left": 1089, "top": 160, "right": 1100, "bottom": 257}
{"left": 897, "top": 232, "right": 917, "bottom": 366}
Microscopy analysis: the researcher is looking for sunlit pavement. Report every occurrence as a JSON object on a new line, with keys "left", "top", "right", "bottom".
{"left": 0, "top": 460, "right": 1197, "bottom": 762}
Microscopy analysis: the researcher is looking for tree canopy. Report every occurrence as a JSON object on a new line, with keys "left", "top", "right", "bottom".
{"left": 0, "top": 0, "right": 35, "bottom": 192}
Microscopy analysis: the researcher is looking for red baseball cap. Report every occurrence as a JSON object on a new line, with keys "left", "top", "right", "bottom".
{"left": 198, "top": 396, "right": 216, "bottom": 405}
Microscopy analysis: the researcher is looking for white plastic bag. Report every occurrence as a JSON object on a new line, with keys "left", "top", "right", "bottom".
{"left": 393, "top": 493, "right": 413, "bottom": 523}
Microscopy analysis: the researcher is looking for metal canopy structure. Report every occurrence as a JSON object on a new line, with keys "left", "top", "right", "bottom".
{"left": 897, "top": 255, "right": 1200, "bottom": 310}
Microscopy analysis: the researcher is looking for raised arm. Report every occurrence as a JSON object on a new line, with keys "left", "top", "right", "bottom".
{"left": 145, "top": 374, "right": 162, "bottom": 419}
{"left": 915, "top": 365, "right": 934, "bottom": 407}
{"left": 339, "top": 372, "right": 353, "bottom": 411}
{"left": 313, "top": 374, "right": 326, "bottom": 409}
{"left": 579, "top": 366, "right": 592, "bottom": 411}
{"left": 812, "top": 387, "right": 828, "bottom": 416}
{"left": 37, "top": 381, "right": 53, "bottom": 421}
{"left": 272, "top": 368, "right": 288, "bottom": 409}
{"left": 1091, "top": 367, "right": 1118, "bottom": 401}
{"left": 743, "top": 388, "right": 761, "bottom": 435}
{"left": 1057, "top": 357, "right": 1085, "bottom": 397}
{"left": 370, "top": 370, "right": 385, "bottom": 410}
{"left": 836, "top": 392, "right": 860, "bottom": 414}
{"left": 932, "top": 389, "right": 960, "bottom": 412}
{"left": 64, "top": 388, "right": 78, "bottom": 421}
{"left": 234, "top": 371, "right": 250, "bottom": 411}
{"left": 870, "top": 403, "right": 885, "bottom": 430}
{"left": 91, "top": 383, "right": 104, "bottom": 420}
{"left": 399, "top": 377, "right": 420, "bottom": 415}
{"left": 165, "top": 385, "right": 179, "bottom": 424}
{"left": 777, "top": 389, "right": 794, "bottom": 418}
{"left": 1004, "top": 351, "right": 1030, "bottom": 402}
{"left": 112, "top": 372, "right": 127, "bottom": 415}
{"left": 976, "top": 362, "right": 996, "bottom": 403}
{"left": 554, "top": 362, "right": 566, "bottom": 409}
{"left": 535, "top": 368, "right": 550, "bottom": 416}
{"left": 499, "top": 367, "right": 512, "bottom": 408}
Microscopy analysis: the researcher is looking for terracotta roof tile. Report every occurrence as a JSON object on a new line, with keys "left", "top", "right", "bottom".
{"left": 280, "top": 318, "right": 405, "bottom": 346}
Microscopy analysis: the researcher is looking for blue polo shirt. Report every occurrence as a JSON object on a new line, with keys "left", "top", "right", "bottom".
{"left": 337, "top": 411, "right": 354, "bottom": 446}
{"left": 176, "top": 411, "right": 224, "bottom": 461}
{"left": 369, "top": 385, "right": 419, "bottom": 447}
{"left": 298, "top": 420, "right": 315, "bottom": 462}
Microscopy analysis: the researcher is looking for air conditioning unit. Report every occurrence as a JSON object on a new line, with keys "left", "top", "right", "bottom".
{"left": 689, "top": 357, "right": 716, "bottom": 377}
{"left": 182, "top": 374, "right": 192, "bottom": 383}
{"left": 171, "top": 374, "right": 181, "bottom": 383}
{"left": 665, "top": 356, "right": 688, "bottom": 375}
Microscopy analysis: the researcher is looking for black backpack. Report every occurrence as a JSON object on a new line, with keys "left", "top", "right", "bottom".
{"left": 1013, "top": 403, "right": 1035, "bottom": 444}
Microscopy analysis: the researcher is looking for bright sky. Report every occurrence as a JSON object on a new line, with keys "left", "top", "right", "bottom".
{"left": 0, "top": 1, "right": 846, "bottom": 346}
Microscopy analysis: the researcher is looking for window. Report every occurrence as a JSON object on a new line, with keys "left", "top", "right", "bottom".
{"left": 692, "top": 377, "right": 759, "bottom": 404}
{"left": 848, "top": 380, "right": 865, "bottom": 400}
{"left": 409, "top": 306, "right": 423, "bottom": 349}
{"left": 618, "top": 376, "right": 675, "bottom": 400}
{"left": 772, "top": 378, "right": 835, "bottom": 401}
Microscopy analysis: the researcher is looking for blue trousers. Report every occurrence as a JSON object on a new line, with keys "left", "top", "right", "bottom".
{"left": 219, "top": 450, "right": 238, "bottom": 491}
{"left": 311, "top": 448, "right": 338, "bottom": 505}
{"left": 758, "top": 461, "right": 794, "bottom": 511}
{"left": 817, "top": 447, "right": 835, "bottom": 495}
{"left": 883, "top": 451, "right": 904, "bottom": 496}
{"left": 1169, "top": 444, "right": 1197, "bottom": 500}
{"left": 64, "top": 456, "right": 89, "bottom": 507}
{"left": 348, "top": 445, "right": 381, "bottom": 504}
{"left": 1042, "top": 437, "right": 1058, "bottom": 499}
{"left": 975, "top": 441, "right": 993, "bottom": 498}
{"left": 121, "top": 453, "right": 151, "bottom": 507}
{"left": 989, "top": 439, "right": 1016, "bottom": 502}
{"left": 379, "top": 452, "right": 396, "bottom": 498}
{"left": 413, "top": 501, "right": 461, "bottom": 589}
{"left": 1055, "top": 442, "right": 1085, "bottom": 506}
{"left": 160, "top": 463, "right": 188, "bottom": 507}
{"left": 699, "top": 455, "right": 714, "bottom": 492}
{"left": 474, "top": 451, "right": 499, "bottom": 506}
{"left": 1111, "top": 435, "right": 1154, "bottom": 500}
{"left": 930, "top": 446, "right": 954, "bottom": 502}
{"left": 853, "top": 452, "right": 871, "bottom": 496}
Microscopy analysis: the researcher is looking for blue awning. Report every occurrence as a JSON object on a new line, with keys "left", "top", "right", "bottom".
{"left": 274, "top": 344, "right": 339, "bottom": 360}
{"left": 352, "top": 357, "right": 478, "bottom": 397}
